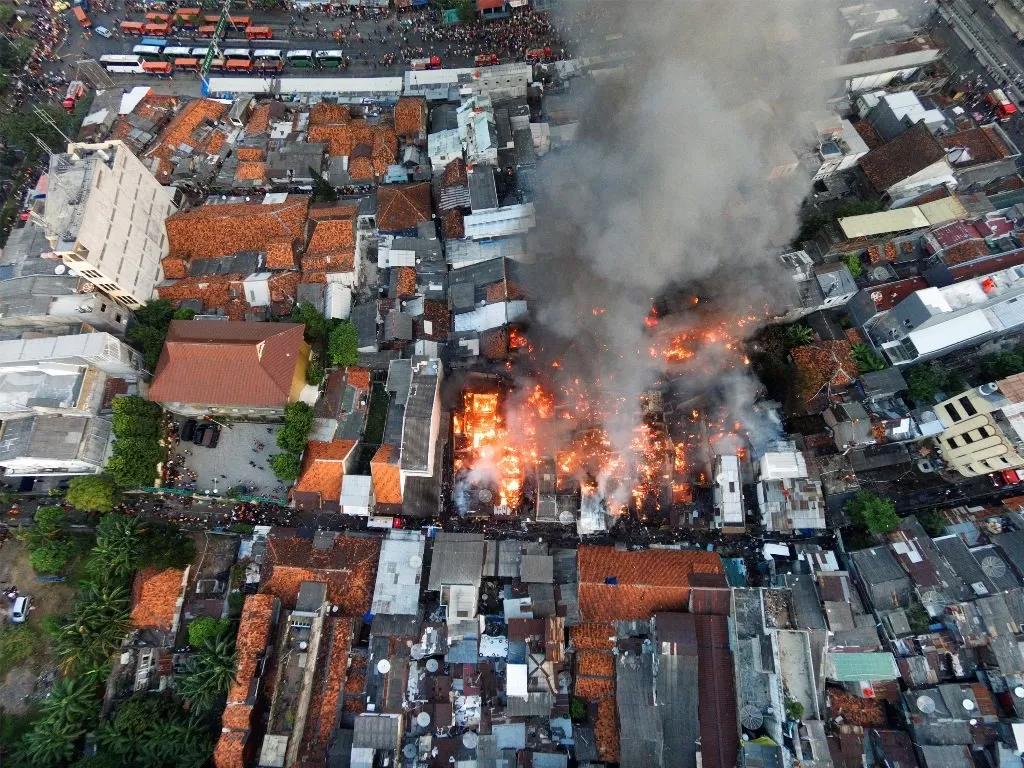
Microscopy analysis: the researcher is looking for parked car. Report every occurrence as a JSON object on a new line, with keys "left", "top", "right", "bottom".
{"left": 193, "top": 424, "right": 208, "bottom": 445}
{"left": 94, "top": 25, "right": 111, "bottom": 37}
{"left": 180, "top": 419, "right": 197, "bottom": 442}
{"left": 11, "top": 595, "right": 31, "bottom": 623}
{"left": 201, "top": 424, "right": 220, "bottom": 448}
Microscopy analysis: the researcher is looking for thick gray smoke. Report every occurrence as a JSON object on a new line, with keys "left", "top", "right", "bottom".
{"left": 521, "top": 0, "right": 841, "bottom": 455}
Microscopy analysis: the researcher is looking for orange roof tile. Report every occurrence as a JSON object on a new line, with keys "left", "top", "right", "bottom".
{"left": 227, "top": 594, "right": 278, "bottom": 704}
{"left": 394, "top": 96, "right": 426, "bottom": 138}
{"left": 370, "top": 444, "right": 402, "bottom": 505}
{"left": 146, "top": 98, "right": 229, "bottom": 182}
{"left": 292, "top": 439, "right": 357, "bottom": 504}
{"left": 377, "top": 183, "right": 432, "bottom": 233}
{"left": 157, "top": 274, "right": 250, "bottom": 320}
{"left": 595, "top": 696, "right": 620, "bottom": 762}
{"left": 310, "top": 203, "right": 358, "bottom": 221}
{"left": 309, "top": 103, "right": 351, "bottom": 126}
{"left": 212, "top": 729, "right": 246, "bottom": 768}
{"left": 308, "top": 217, "right": 355, "bottom": 252}
{"left": 260, "top": 535, "right": 381, "bottom": 615}
{"left": 395, "top": 266, "right": 417, "bottom": 298}
{"left": 577, "top": 546, "right": 723, "bottom": 622}
{"left": 300, "top": 619, "right": 352, "bottom": 765}
{"left": 790, "top": 340, "right": 859, "bottom": 407}
{"left": 166, "top": 196, "right": 309, "bottom": 262}
{"left": 575, "top": 675, "right": 616, "bottom": 699}
{"left": 348, "top": 155, "right": 375, "bottom": 181}
{"left": 346, "top": 367, "right": 371, "bottom": 390}
{"left": 577, "top": 649, "right": 615, "bottom": 677}
{"left": 247, "top": 103, "right": 272, "bottom": 134}
{"left": 130, "top": 567, "right": 184, "bottom": 631}
{"left": 570, "top": 622, "right": 616, "bottom": 650}
{"left": 441, "top": 157, "right": 468, "bottom": 189}
{"left": 161, "top": 255, "right": 190, "bottom": 280}
{"left": 442, "top": 209, "right": 464, "bottom": 239}
{"left": 264, "top": 237, "right": 296, "bottom": 270}
{"left": 307, "top": 124, "right": 351, "bottom": 157}
{"left": 236, "top": 147, "right": 265, "bottom": 161}
{"left": 485, "top": 282, "right": 506, "bottom": 303}
{"left": 221, "top": 703, "right": 253, "bottom": 731}
{"left": 235, "top": 161, "right": 266, "bottom": 181}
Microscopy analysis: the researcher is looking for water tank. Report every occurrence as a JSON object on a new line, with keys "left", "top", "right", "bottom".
{"left": 426, "top": 658, "right": 440, "bottom": 673}
{"left": 298, "top": 641, "right": 308, "bottom": 651}
{"left": 417, "top": 712, "right": 431, "bottom": 728}
{"left": 377, "top": 659, "right": 391, "bottom": 674}
{"left": 462, "top": 731, "right": 479, "bottom": 749}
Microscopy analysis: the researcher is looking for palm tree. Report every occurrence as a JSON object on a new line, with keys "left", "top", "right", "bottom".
{"left": 15, "top": 722, "right": 79, "bottom": 767}
{"left": 55, "top": 583, "right": 131, "bottom": 674}
{"left": 785, "top": 323, "right": 813, "bottom": 348}
{"left": 90, "top": 515, "right": 141, "bottom": 581}
{"left": 40, "top": 676, "right": 99, "bottom": 732}
{"left": 177, "top": 634, "right": 237, "bottom": 713}
{"left": 851, "top": 343, "right": 886, "bottom": 373}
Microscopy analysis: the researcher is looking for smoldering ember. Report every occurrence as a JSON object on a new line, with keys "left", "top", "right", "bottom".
{"left": 5, "top": 1, "right": 1024, "bottom": 768}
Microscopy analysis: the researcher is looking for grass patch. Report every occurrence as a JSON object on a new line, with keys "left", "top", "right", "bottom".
{"left": 0, "top": 624, "right": 35, "bottom": 679}
{"left": 363, "top": 383, "right": 389, "bottom": 445}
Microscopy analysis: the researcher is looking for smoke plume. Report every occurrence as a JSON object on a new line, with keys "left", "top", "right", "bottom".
{"left": 519, "top": 0, "right": 841, "bottom": 454}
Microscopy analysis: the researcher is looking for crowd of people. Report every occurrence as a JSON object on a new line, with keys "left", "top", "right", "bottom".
{"left": 5, "top": 0, "right": 70, "bottom": 107}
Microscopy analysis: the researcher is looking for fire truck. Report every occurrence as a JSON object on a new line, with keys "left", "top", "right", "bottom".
{"left": 62, "top": 80, "right": 87, "bottom": 111}
{"left": 410, "top": 55, "right": 442, "bottom": 70}
{"left": 986, "top": 88, "right": 1018, "bottom": 121}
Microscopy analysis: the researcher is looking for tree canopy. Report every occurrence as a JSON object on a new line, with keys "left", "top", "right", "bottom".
{"left": 65, "top": 475, "right": 122, "bottom": 514}
{"left": 327, "top": 321, "right": 359, "bottom": 367}
{"left": 126, "top": 299, "right": 176, "bottom": 371}
{"left": 106, "top": 396, "right": 165, "bottom": 488}
{"left": 846, "top": 491, "right": 900, "bottom": 534}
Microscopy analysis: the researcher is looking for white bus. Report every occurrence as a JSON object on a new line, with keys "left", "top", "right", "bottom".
{"left": 131, "top": 44, "right": 164, "bottom": 61}
{"left": 163, "top": 46, "right": 193, "bottom": 59}
{"left": 190, "top": 46, "right": 211, "bottom": 57}
{"left": 314, "top": 49, "right": 345, "bottom": 68}
{"left": 222, "top": 47, "right": 252, "bottom": 61}
{"left": 99, "top": 54, "right": 145, "bottom": 73}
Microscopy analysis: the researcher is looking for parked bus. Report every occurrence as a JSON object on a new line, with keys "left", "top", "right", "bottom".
{"left": 190, "top": 46, "right": 211, "bottom": 57}
{"left": 143, "top": 21, "right": 171, "bottom": 36}
{"left": 132, "top": 45, "right": 164, "bottom": 61}
{"left": 227, "top": 15, "right": 250, "bottom": 29}
{"left": 253, "top": 49, "right": 283, "bottom": 69}
{"left": 286, "top": 49, "right": 314, "bottom": 68}
{"left": 246, "top": 25, "right": 272, "bottom": 40}
{"left": 315, "top": 49, "right": 344, "bottom": 67}
{"left": 225, "top": 58, "right": 253, "bottom": 72}
{"left": 119, "top": 21, "right": 145, "bottom": 34}
{"left": 222, "top": 48, "right": 252, "bottom": 62}
{"left": 145, "top": 11, "right": 170, "bottom": 21}
{"left": 163, "top": 46, "right": 192, "bottom": 59}
{"left": 174, "top": 7, "right": 200, "bottom": 20}
{"left": 139, "top": 36, "right": 167, "bottom": 48}
{"left": 72, "top": 6, "right": 90, "bottom": 27}
{"left": 207, "top": 57, "right": 227, "bottom": 72}
{"left": 173, "top": 57, "right": 200, "bottom": 72}
{"left": 198, "top": 25, "right": 217, "bottom": 37}
{"left": 99, "top": 54, "right": 145, "bottom": 73}
{"left": 142, "top": 60, "right": 172, "bottom": 75}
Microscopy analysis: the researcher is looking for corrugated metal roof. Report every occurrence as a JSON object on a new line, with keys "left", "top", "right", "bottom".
{"left": 827, "top": 652, "right": 899, "bottom": 681}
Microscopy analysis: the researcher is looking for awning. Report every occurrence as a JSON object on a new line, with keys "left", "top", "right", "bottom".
{"left": 508, "top": 0, "right": 528, "bottom": 6}
{"left": 477, "top": 0, "right": 504, "bottom": 10}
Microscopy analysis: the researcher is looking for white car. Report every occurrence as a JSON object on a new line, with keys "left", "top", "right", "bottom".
{"left": 94, "top": 25, "right": 112, "bottom": 38}
{"left": 11, "top": 595, "right": 31, "bottom": 623}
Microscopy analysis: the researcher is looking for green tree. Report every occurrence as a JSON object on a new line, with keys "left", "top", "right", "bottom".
{"left": 916, "top": 509, "right": 947, "bottom": 537}
{"left": 176, "top": 634, "right": 237, "bottom": 714}
{"left": 137, "top": 521, "right": 194, "bottom": 570}
{"left": 292, "top": 301, "right": 330, "bottom": 344}
{"left": 904, "top": 363, "right": 945, "bottom": 403}
{"left": 126, "top": 300, "right": 176, "bottom": 371}
{"left": 980, "top": 350, "right": 1024, "bottom": 381}
{"left": 30, "top": 540, "right": 74, "bottom": 575}
{"left": 34, "top": 505, "right": 66, "bottom": 536}
{"left": 327, "top": 321, "right": 359, "bottom": 366}
{"left": 846, "top": 491, "right": 900, "bottom": 534}
{"left": 88, "top": 514, "right": 141, "bottom": 580}
{"left": 65, "top": 475, "right": 122, "bottom": 514}
{"left": 14, "top": 723, "right": 79, "bottom": 767}
{"left": 276, "top": 402, "right": 314, "bottom": 455}
{"left": 841, "top": 252, "right": 864, "bottom": 277}
{"left": 307, "top": 354, "right": 325, "bottom": 386}
{"left": 785, "top": 324, "right": 813, "bottom": 348}
{"left": 172, "top": 308, "right": 196, "bottom": 320}
{"left": 850, "top": 343, "right": 886, "bottom": 373}
{"left": 784, "top": 696, "right": 805, "bottom": 722}
{"left": 110, "top": 397, "right": 162, "bottom": 440}
{"left": 0, "top": 108, "right": 72, "bottom": 160}
{"left": 270, "top": 453, "right": 302, "bottom": 483}
{"left": 55, "top": 582, "right": 132, "bottom": 674}
{"left": 187, "top": 617, "right": 230, "bottom": 649}
{"left": 309, "top": 166, "right": 338, "bottom": 203}
{"left": 40, "top": 676, "right": 100, "bottom": 733}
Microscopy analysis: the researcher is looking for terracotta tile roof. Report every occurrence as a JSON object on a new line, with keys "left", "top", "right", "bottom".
{"left": 441, "top": 157, "right": 468, "bottom": 189}
{"left": 235, "top": 161, "right": 266, "bottom": 181}
{"left": 161, "top": 255, "right": 190, "bottom": 280}
{"left": 790, "top": 340, "right": 860, "bottom": 407}
{"left": 146, "top": 98, "right": 229, "bottom": 182}
{"left": 348, "top": 155, "right": 375, "bottom": 181}
{"left": 480, "top": 327, "right": 509, "bottom": 359}
{"left": 853, "top": 120, "right": 882, "bottom": 150}
{"left": 376, "top": 183, "right": 432, "bottom": 233}
{"left": 228, "top": 593, "right": 278, "bottom": 704}
{"left": 236, "top": 147, "right": 265, "bottom": 162}
{"left": 570, "top": 622, "right": 616, "bottom": 650}
{"left": 110, "top": 93, "right": 179, "bottom": 148}
{"left": 246, "top": 103, "right": 272, "bottom": 135}
{"left": 394, "top": 96, "right": 426, "bottom": 138}
{"left": 395, "top": 266, "right": 417, "bottom": 298}
{"left": 826, "top": 688, "right": 886, "bottom": 726}
{"left": 292, "top": 439, "right": 357, "bottom": 504}
{"left": 310, "top": 203, "right": 359, "bottom": 221}
{"left": 485, "top": 282, "right": 507, "bottom": 303}
{"left": 221, "top": 703, "right": 253, "bottom": 731}
{"left": 212, "top": 729, "right": 246, "bottom": 768}
{"left": 859, "top": 122, "right": 945, "bottom": 193}
{"left": 346, "top": 367, "right": 371, "bottom": 390}
{"left": 370, "top": 444, "right": 402, "bottom": 504}
{"left": 269, "top": 272, "right": 301, "bottom": 314}
{"left": 577, "top": 649, "right": 615, "bottom": 677}
{"left": 260, "top": 535, "right": 381, "bottom": 615}
{"left": 299, "top": 619, "right": 352, "bottom": 765}
{"left": 308, "top": 217, "right": 355, "bottom": 253}
{"left": 148, "top": 320, "right": 307, "bottom": 407}
{"left": 575, "top": 675, "right": 616, "bottom": 699}
{"left": 442, "top": 209, "right": 464, "bottom": 239}
{"left": 157, "top": 274, "right": 250, "bottom": 320}
{"left": 307, "top": 124, "right": 350, "bottom": 157}
{"left": 264, "top": 237, "right": 296, "bottom": 270}
{"left": 166, "top": 197, "right": 309, "bottom": 262}
{"left": 577, "top": 547, "right": 723, "bottom": 622}
{"left": 130, "top": 567, "right": 184, "bottom": 631}
{"left": 309, "top": 103, "right": 351, "bottom": 126}
{"left": 941, "top": 239, "right": 990, "bottom": 266}
{"left": 939, "top": 125, "right": 1014, "bottom": 167}
{"left": 595, "top": 696, "right": 619, "bottom": 762}
{"left": 420, "top": 300, "right": 452, "bottom": 341}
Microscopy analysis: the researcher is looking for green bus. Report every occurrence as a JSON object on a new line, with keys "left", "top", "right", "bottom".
{"left": 315, "top": 49, "right": 345, "bottom": 68}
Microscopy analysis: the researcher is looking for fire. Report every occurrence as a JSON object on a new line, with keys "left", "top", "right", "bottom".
{"left": 509, "top": 327, "right": 531, "bottom": 351}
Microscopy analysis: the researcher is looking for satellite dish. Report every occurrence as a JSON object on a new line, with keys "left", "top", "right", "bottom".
{"left": 298, "top": 641, "right": 308, "bottom": 651}
{"left": 462, "top": 731, "right": 479, "bottom": 749}
{"left": 981, "top": 556, "right": 1008, "bottom": 579}
{"left": 54, "top": 264, "right": 66, "bottom": 275}
{"left": 1014, "top": 686, "right": 1024, "bottom": 698}
{"left": 417, "top": 712, "right": 431, "bottom": 727}
{"left": 740, "top": 704, "right": 764, "bottom": 731}
{"left": 409, "top": 555, "right": 423, "bottom": 568}
{"left": 478, "top": 488, "right": 493, "bottom": 503}
{"left": 377, "top": 659, "right": 391, "bottom": 674}
{"left": 403, "top": 745, "right": 417, "bottom": 759}
{"left": 426, "top": 658, "right": 440, "bottom": 673}
{"left": 411, "top": 644, "right": 426, "bottom": 660}
{"left": 917, "top": 695, "right": 936, "bottom": 714}
{"left": 962, "top": 699, "right": 975, "bottom": 711}
{"left": 969, "top": 718, "right": 978, "bottom": 726}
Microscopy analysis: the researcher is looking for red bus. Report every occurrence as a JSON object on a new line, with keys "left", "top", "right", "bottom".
{"left": 225, "top": 59, "right": 253, "bottom": 71}
{"left": 202, "top": 14, "right": 219, "bottom": 23}
{"left": 174, "top": 57, "right": 200, "bottom": 72}
{"left": 246, "top": 25, "right": 272, "bottom": 40}
{"left": 143, "top": 21, "right": 172, "bottom": 35}
{"left": 207, "top": 57, "right": 226, "bottom": 72}
{"left": 73, "top": 7, "right": 91, "bottom": 27}
{"left": 175, "top": 7, "right": 200, "bottom": 19}
{"left": 145, "top": 11, "right": 170, "bottom": 21}
{"left": 142, "top": 60, "right": 172, "bottom": 74}
{"left": 120, "top": 20, "right": 145, "bottom": 34}
{"left": 198, "top": 25, "right": 217, "bottom": 37}
{"left": 228, "top": 15, "right": 250, "bottom": 28}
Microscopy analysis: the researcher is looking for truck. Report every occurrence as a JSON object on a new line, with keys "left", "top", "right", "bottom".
{"left": 410, "top": 55, "right": 441, "bottom": 70}
{"left": 987, "top": 88, "right": 1018, "bottom": 121}
{"left": 62, "top": 80, "right": 87, "bottom": 111}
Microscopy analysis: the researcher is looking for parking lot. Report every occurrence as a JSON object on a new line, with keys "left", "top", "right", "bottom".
{"left": 171, "top": 421, "right": 288, "bottom": 501}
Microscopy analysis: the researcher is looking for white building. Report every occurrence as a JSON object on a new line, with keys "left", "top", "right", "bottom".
{"left": 809, "top": 118, "right": 870, "bottom": 180}
{"left": 712, "top": 453, "right": 744, "bottom": 531}
{"left": 339, "top": 474, "right": 374, "bottom": 517}
{"left": 370, "top": 530, "right": 426, "bottom": 616}
{"left": 757, "top": 442, "right": 826, "bottom": 532}
{"left": 397, "top": 358, "right": 443, "bottom": 485}
{"left": 0, "top": 415, "right": 111, "bottom": 476}
{"left": 43, "top": 141, "right": 177, "bottom": 309}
